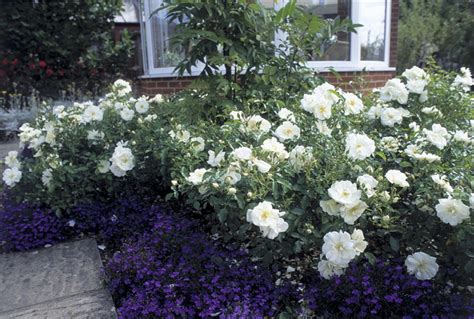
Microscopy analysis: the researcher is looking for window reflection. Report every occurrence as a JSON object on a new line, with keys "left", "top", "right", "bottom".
{"left": 148, "top": 0, "right": 186, "bottom": 68}
{"left": 296, "top": 0, "right": 351, "bottom": 61}
{"left": 359, "top": 0, "right": 386, "bottom": 61}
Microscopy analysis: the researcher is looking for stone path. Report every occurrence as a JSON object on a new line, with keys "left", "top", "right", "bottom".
{"left": 0, "top": 239, "right": 117, "bottom": 319}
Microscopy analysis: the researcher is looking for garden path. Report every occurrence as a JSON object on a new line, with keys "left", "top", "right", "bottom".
{"left": 0, "top": 239, "right": 117, "bottom": 318}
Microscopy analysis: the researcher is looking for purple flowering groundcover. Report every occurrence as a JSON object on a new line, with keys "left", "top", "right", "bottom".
{"left": 1, "top": 195, "right": 472, "bottom": 318}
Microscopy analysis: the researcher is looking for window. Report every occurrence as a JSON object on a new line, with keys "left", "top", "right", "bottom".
{"left": 295, "top": 0, "right": 351, "bottom": 61}
{"left": 139, "top": 0, "right": 393, "bottom": 77}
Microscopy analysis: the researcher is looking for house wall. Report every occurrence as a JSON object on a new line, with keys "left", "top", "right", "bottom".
{"left": 124, "top": 0, "right": 399, "bottom": 96}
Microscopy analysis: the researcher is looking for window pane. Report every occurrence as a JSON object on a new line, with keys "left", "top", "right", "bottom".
{"left": 148, "top": 0, "right": 185, "bottom": 68}
{"left": 296, "top": 0, "right": 351, "bottom": 61}
{"left": 359, "top": 0, "right": 386, "bottom": 61}
{"left": 260, "top": 0, "right": 275, "bottom": 9}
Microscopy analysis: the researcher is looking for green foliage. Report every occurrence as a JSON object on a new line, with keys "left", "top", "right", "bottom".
{"left": 157, "top": 0, "right": 359, "bottom": 119}
{"left": 0, "top": 0, "right": 134, "bottom": 105}
{"left": 398, "top": 0, "right": 474, "bottom": 72}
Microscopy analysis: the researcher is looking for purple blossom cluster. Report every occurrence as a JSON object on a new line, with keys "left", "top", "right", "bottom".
{"left": 0, "top": 195, "right": 64, "bottom": 251}
{"left": 105, "top": 210, "right": 287, "bottom": 319}
{"left": 301, "top": 259, "right": 474, "bottom": 318}
{"left": 0, "top": 194, "right": 158, "bottom": 252}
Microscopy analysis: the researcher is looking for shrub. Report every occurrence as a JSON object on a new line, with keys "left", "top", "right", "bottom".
{"left": 0, "top": 0, "right": 134, "bottom": 105}
{"left": 105, "top": 209, "right": 287, "bottom": 318}
{"left": 3, "top": 81, "right": 172, "bottom": 213}
{"left": 168, "top": 65, "right": 473, "bottom": 284}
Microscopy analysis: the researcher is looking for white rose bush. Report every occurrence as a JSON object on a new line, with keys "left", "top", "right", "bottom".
{"left": 2, "top": 67, "right": 473, "bottom": 297}
{"left": 166, "top": 66, "right": 473, "bottom": 283}
{"left": 2, "top": 79, "right": 171, "bottom": 212}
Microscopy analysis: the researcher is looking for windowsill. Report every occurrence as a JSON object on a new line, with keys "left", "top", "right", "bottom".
{"left": 138, "top": 65, "right": 396, "bottom": 79}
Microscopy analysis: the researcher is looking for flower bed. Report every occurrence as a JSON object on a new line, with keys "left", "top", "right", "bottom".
{"left": 1, "top": 65, "right": 473, "bottom": 317}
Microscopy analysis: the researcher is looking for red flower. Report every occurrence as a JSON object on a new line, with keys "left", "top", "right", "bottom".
{"left": 2, "top": 58, "right": 8, "bottom": 65}
{"left": 38, "top": 60, "right": 47, "bottom": 69}
{"left": 45, "top": 68, "right": 54, "bottom": 76}
{"left": 11, "top": 58, "right": 18, "bottom": 66}
{"left": 29, "top": 63, "right": 36, "bottom": 70}
{"left": 58, "top": 69, "right": 65, "bottom": 77}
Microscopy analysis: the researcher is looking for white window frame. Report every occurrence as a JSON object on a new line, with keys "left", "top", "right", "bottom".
{"left": 139, "top": 0, "right": 394, "bottom": 78}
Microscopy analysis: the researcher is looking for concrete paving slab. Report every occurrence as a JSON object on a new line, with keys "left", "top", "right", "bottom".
{"left": 0, "top": 289, "right": 116, "bottom": 319}
{"left": 0, "top": 239, "right": 116, "bottom": 318}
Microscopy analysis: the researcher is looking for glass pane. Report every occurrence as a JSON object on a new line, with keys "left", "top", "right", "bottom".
{"left": 359, "top": 0, "right": 386, "bottom": 61}
{"left": 148, "top": 0, "right": 185, "bottom": 68}
{"left": 115, "top": 0, "right": 140, "bottom": 23}
{"left": 260, "top": 0, "right": 275, "bottom": 9}
{"left": 296, "top": 0, "right": 351, "bottom": 61}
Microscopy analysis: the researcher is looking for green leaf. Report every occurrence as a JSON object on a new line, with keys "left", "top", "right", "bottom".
{"left": 389, "top": 236, "right": 400, "bottom": 252}
{"left": 364, "top": 252, "right": 377, "bottom": 265}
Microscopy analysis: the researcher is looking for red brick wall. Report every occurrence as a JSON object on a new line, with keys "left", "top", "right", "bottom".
{"left": 137, "top": 71, "right": 395, "bottom": 96}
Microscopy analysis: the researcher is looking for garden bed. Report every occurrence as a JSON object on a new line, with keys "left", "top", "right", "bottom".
{"left": 1, "top": 64, "right": 473, "bottom": 318}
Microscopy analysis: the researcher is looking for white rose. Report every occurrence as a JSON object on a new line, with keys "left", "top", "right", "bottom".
{"left": 340, "top": 200, "right": 368, "bottom": 225}
{"left": 232, "top": 147, "right": 252, "bottom": 161}
{"left": 97, "top": 160, "right": 110, "bottom": 173}
{"left": 320, "top": 199, "right": 341, "bottom": 216}
{"left": 82, "top": 105, "right": 104, "bottom": 123}
{"left": 261, "top": 137, "right": 289, "bottom": 160}
{"left": 207, "top": 150, "right": 225, "bottom": 167}
{"left": 113, "top": 79, "right": 132, "bottom": 96}
{"left": 186, "top": 168, "right": 208, "bottom": 185}
{"left": 402, "top": 66, "right": 428, "bottom": 81}
{"left": 328, "top": 180, "right": 361, "bottom": 205}
{"left": 120, "top": 108, "right": 135, "bottom": 121}
{"left": 318, "top": 260, "right": 346, "bottom": 279}
{"left": 406, "top": 79, "right": 427, "bottom": 94}
{"left": 351, "top": 229, "right": 368, "bottom": 255}
{"left": 380, "top": 107, "right": 403, "bottom": 127}
{"left": 41, "top": 168, "right": 53, "bottom": 186}
{"left": 345, "top": 133, "right": 376, "bottom": 160}
{"left": 435, "top": 198, "right": 470, "bottom": 226}
{"left": 3, "top": 167, "right": 22, "bottom": 187}
{"left": 5, "top": 151, "right": 20, "bottom": 168}
{"left": 134, "top": 97, "right": 149, "bottom": 114}
{"left": 315, "top": 121, "right": 332, "bottom": 136}
{"left": 246, "top": 201, "right": 288, "bottom": 239}
{"left": 277, "top": 108, "right": 295, "bottom": 122}
{"left": 423, "top": 124, "right": 450, "bottom": 149}
{"left": 245, "top": 115, "right": 271, "bottom": 135}
{"left": 252, "top": 158, "right": 272, "bottom": 173}
{"left": 431, "top": 174, "right": 453, "bottom": 193}
{"left": 366, "top": 105, "right": 383, "bottom": 120}
{"left": 110, "top": 144, "right": 135, "bottom": 175}
{"left": 357, "top": 174, "right": 378, "bottom": 198}
{"left": 289, "top": 145, "right": 313, "bottom": 172}
{"left": 405, "top": 252, "right": 439, "bottom": 280}
{"left": 222, "top": 170, "right": 241, "bottom": 185}
{"left": 453, "top": 130, "right": 470, "bottom": 143}
{"left": 275, "top": 121, "right": 301, "bottom": 141}
{"left": 385, "top": 169, "right": 409, "bottom": 187}
{"left": 322, "top": 230, "right": 357, "bottom": 266}
{"left": 150, "top": 93, "right": 164, "bottom": 104}
{"left": 343, "top": 92, "right": 364, "bottom": 115}
{"left": 87, "top": 130, "right": 105, "bottom": 141}
{"left": 190, "top": 137, "right": 205, "bottom": 152}
{"left": 380, "top": 78, "right": 409, "bottom": 104}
